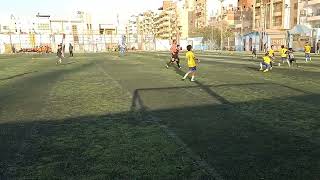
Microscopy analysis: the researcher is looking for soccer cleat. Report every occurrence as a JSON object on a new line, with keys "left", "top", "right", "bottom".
{"left": 263, "top": 69, "right": 269, "bottom": 73}
{"left": 191, "top": 79, "right": 195, "bottom": 82}
{"left": 165, "top": 65, "right": 169, "bottom": 69}
{"left": 259, "top": 68, "right": 263, "bottom": 71}
{"left": 181, "top": 78, "right": 185, "bottom": 81}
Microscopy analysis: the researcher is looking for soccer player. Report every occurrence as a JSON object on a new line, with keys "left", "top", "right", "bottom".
{"left": 280, "top": 45, "right": 289, "bottom": 67}
{"left": 56, "top": 44, "right": 63, "bottom": 64}
{"left": 175, "top": 44, "right": 182, "bottom": 68}
{"left": 166, "top": 39, "right": 181, "bottom": 68}
{"left": 252, "top": 47, "right": 257, "bottom": 59}
{"left": 69, "top": 43, "right": 74, "bottom": 57}
{"left": 62, "top": 44, "right": 66, "bottom": 57}
{"left": 182, "top": 45, "right": 200, "bottom": 82}
{"left": 316, "top": 40, "right": 320, "bottom": 55}
{"left": 268, "top": 45, "right": 275, "bottom": 69}
{"left": 118, "top": 35, "right": 126, "bottom": 56}
{"left": 304, "top": 42, "right": 312, "bottom": 62}
{"left": 288, "top": 48, "right": 297, "bottom": 67}
{"left": 259, "top": 52, "right": 272, "bottom": 73}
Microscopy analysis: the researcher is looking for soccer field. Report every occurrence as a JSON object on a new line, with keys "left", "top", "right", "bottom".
{"left": 0, "top": 52, "right": 320, "bottom": 179}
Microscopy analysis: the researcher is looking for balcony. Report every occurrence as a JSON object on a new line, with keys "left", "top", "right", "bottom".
{"left": 274, "top": 11, "right": 282, "bottom": 17}
{"left": 307, "top": 0, "right": 320, "bottom": 6}
{"left": 235, "top": 24, "right": 243, "bottom": 28}
{"left": 308, "top": 15, "right": 320, "bottom": 21}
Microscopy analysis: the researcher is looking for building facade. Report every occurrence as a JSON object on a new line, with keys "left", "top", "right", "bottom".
{"left": 299, "top": 0, "right": 320, "bottom": 28}
{"left": 235, "top": 0, "right": 254, "bottom": 35}
{"left": 252, "top": 0, "right": 299, "bottom": 50}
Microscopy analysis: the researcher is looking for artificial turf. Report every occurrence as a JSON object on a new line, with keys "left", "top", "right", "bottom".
{"left": 0, "top": 51, "right": 319, "bottom": 179}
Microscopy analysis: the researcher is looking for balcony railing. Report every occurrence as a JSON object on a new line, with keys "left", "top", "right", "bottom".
{"left": 307, "top": 0, "right": 320, "bottom": 6}
{"left": 274, "top": 11, "right": 282, "bottom": 17}
{"left": 308, "top": 15, "right": 320, "bottom": 21}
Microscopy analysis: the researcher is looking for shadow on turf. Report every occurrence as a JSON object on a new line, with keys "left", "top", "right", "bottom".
{"left": 0, "top": 112, "right": 215, "bottom": 179}
{"left": 1, "top": 92, "right": 320, "bottom": 179}
{"left": 130, "top": 80, "right": 320, "bottom": 180}
{"left": 0, "top": 71, "right": 39, "bottom": 81}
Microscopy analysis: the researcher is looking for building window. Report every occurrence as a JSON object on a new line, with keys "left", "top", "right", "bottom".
{"left": 38, "top": 23, "right": 50, "bottom": 30}
{"left": 300, "top": 10, "right": 306, "bottom": 16}
{"left": 273, "top": 3, "right": 283, "bottom": 13}
{"left": 272, "top": 16, "right": 282, "bottom": 27}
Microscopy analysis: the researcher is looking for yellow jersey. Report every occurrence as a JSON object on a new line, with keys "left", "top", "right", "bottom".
{"left": 268, "top": 49, "right": 274, "bottom": 57}
{"left": 186, "top": 51, "right": 196, "bottom": 67}
{"left": 305, "top": 45, "right": 311, "bottom": 53}
{"left": 263, "top": 56, "right": 271, "bottom": 64}
{"left": 280, "top": 48, "right": 288, "bottom": 58}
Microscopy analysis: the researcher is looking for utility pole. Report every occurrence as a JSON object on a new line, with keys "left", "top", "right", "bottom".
{"left": 175, "top": 5, "right": 180, "bottom": 44}
{"left": 211, "top": 23, "right": 214, "bottom": 50}
{"left": 259, "top": 1, "right": 267, "bottom": 52}
{"left": 240, "top": 7, "right": 243, "bottom": 36}
{"left": 9, "top": 14, "right": 15, "bottom": 53}
{"left": 264, "top": 3, "right": 267, "bottom": 52}
{"left": 210, "top": 10, "right": 214, "bottom": 50}
{"left": 220, "top": 0, "right": 224, "bottom": 51}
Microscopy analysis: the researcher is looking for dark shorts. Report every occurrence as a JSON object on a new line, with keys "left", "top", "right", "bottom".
{"left": 281, "top": 57, "right": 287, "bottom": 61}
{"left": 189, "top": 67, "right": 197, "bottom": 72}
{"left": 305, "top": 53, "right": 310, "bottom": 58}
{"left": 289, "top": 58, "right": 295, "bottom": 62}
{"left": 261, "top": 62, "right": 271, "bottom": 68}
{"left": 172, "top": 54, "right": 179, "bottom": 60}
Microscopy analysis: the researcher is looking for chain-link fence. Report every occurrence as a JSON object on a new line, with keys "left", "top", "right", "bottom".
{"left": 0, "top": 33, "right": 212, "bottom": 54}
{"left": 0, "top": 32, "right": 127, "bottom": 54}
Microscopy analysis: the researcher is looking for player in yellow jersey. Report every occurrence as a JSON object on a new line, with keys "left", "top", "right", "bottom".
{"left": 280, "top": 45, "right": 289, "bottom": 67}
{"left": 182, "top": 45, "right": 200, "bottom": 82}
{"left": 304, "top": 42, "right": 312, "bottom": 62}
{"left": 268, "top": 45, "right": 275, "bottom": 69}
{"left": 259, "top": 53, "right": 272, "bottom": 72}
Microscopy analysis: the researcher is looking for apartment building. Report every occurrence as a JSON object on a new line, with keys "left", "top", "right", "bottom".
{"left": 252, "top": 0, "right": 299, "bottom": 49}
{"left": 125, "top": 15, "right": 138, "bottom": 47}
{"left": 126, "top": 0, "right": 208, "bottom": 42}
{"left": 235, "top": 0, "right": 254, "bottom": 35}
{"left": 153, "top": 0, "right": 185, "bottom": 40}
{"left": 253, "top": 0, "right": 298, "bottom": 31}
{"left": 300, "top": 0, "right": 320, "bottom": 28}
{"left": 194, "top": 0, "right": 208, "bottom": 28}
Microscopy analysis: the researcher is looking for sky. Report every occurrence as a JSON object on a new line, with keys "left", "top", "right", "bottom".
{"left": 0, "top": 0, "right": 236, "bottom": 27}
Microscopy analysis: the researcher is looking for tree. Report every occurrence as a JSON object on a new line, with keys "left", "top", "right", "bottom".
{"left": 190, "top": 26, "right": 221, "bottom": 46}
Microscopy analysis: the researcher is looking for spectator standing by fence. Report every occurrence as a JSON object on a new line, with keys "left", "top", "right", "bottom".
{"left": 69, "top": 43, "right": 74, "bottom": 57}
{"left": 316, "top": 40, "right": 320, "bottom": 55}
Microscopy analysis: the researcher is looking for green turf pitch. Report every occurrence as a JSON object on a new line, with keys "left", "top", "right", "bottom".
{"left": 0, "top": 52, "right": 319, "bottom": 179}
